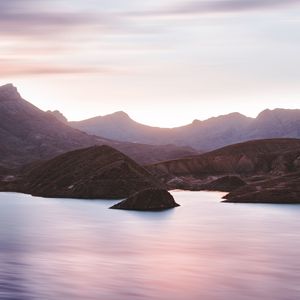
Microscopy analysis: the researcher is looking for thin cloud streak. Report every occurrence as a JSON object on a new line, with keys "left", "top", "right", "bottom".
{"left": 0, "top": 1, "right": 135, "bottom": 77}
{"left": 0, "top": 62, "right": 116, "bottom": 77}
{"left": 1, "top": 1, "right": 300, "bottom": 80}
{"left": 0, "top": 0, "right": 126, "bottom": 39}
{"left": 0, "top": 12, "right": 115, "bottom": 38}
{"left": 132, "top": 0, "right": 300, "bottom": 17}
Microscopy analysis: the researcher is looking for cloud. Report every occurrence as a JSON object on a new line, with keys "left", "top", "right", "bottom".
{"left": 0, "top": 0, "right": 123, "bottom": 39}
{"left": 0, "top": 60, "right": 115, "bottom": 77}
{"left": 0, "top": 1, "right": 132, "bottom": 77}
{"left": 132, "top": 0, "right": 300, "bottom": 17}
{"left": 1, "top": 0, "right": 299, "bottom": 78}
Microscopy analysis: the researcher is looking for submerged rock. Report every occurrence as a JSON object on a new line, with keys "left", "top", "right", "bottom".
{"left": 110, "top": 188, "right": 180, "bottom": 211}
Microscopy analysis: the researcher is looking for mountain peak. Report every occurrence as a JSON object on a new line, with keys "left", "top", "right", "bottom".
{"left": 0, "top": 83, "right": 21, "bottom": 101}
{"left": 104, "top": 111, "right": 131, "bottom": 121}
{"left": 110, "top": 111, "right": 130, "bottom": 118}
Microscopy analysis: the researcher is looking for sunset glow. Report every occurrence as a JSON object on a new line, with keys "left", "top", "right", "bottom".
{"left": 1, "top": 0, "right": 300, "bottom": 126}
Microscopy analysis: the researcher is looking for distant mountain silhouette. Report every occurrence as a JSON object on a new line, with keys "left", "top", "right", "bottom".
{"left": 71, "top": 109, "right": 300, "bottom": 151}
{"left": 0, "top": 84, "right": 198, "bottom": 169}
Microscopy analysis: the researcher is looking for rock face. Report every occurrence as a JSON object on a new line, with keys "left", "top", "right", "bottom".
{"left": 203, "top": 176, "right": 246, "bottom": 192}
{"left": 47, "top": 110, "right": 68, "bottom": 123}
{"left": 15, "top": 145, "right": 164, "bottom": 199}
{"left": 223, "top": 172, "right": 300, "bottom": 204}
{"left": 110, "top": 188, "right": 180, "bottom": 211}
{"left": 70, "top": 108, "right": 300, "bottom": 151}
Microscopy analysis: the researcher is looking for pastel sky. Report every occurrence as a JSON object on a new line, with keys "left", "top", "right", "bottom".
{"left": 1, "top": 0, "right": 300, "bottom": 127}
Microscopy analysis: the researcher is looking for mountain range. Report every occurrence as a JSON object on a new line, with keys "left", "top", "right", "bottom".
{"left": 70, "top": 108, "right": 300, "bottom": 151}
{"left": 1, "top": 83, "right": 300, "bottom": 203}
{"left": 0, "top": 84, "right": 197, "bottom": 169}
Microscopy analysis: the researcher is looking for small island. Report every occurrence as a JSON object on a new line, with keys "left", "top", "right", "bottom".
{"left": 110, "top": 188, "right": 180, "bottom": 211}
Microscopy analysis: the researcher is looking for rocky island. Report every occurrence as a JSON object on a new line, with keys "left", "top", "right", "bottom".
{"left": 110, "top": 188, "right": 180, "bottom": 211}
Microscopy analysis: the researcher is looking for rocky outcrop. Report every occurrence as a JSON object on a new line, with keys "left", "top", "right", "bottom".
{"left": 47, "top": 110, "right": 68, "bottom": 123}
{"left": 223, "top": 172, "right": 300, "bottom": 204}
{"left": 12, "top": 145, "right": 164, "bottom": 199}
{"left": 203, "top": 176, "right": 246, "bottom": 192}
{"left": 110, "top": 188, "right": 180, "bottom": 211}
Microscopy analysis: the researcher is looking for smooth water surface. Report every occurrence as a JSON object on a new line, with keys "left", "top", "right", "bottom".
{"left": 0, "top": 191, "right": 299, "bottom": 300}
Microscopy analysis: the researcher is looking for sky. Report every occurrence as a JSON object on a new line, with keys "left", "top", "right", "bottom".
{"left": 1, "top": 0, "right": 300, "bottom": 127}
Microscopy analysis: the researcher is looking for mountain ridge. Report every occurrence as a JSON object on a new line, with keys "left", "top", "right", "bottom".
{"left": 0, "top": 84, "right": 199, "bottom": 169}
{"left": 146, "top": 138, "right": 300, "bottom": 187}
{"left": 70, "top": 108, "right": 300, "bottom": 151}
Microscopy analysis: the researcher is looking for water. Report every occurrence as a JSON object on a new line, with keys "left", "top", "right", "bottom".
{"left": 0, "top": 191, "right": 299, "bottom": 300}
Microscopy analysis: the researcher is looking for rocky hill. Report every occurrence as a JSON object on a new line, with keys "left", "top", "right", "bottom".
{"left": 147, "top": 139, "right": 300, "bottom": 179}
{"left": 70, "top": 109, "right": 300, "bottom": 151}
{"left": 223, "top": 172, "right": 300, "bottom": 204}
{"left": 5, "top": 145, "right": 163, "bottom": 199}
{"left": 147, "top": 138, "right": 300, "bottom": 203}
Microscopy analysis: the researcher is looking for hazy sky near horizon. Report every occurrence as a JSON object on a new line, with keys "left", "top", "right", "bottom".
{"left": 1, "top": 0, "right": 300, "bottom": 127}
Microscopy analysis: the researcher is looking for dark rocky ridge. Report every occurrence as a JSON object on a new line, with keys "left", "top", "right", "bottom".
{"left": 223, "top": 172, "right": 300, "bottom": 204}
{"left": 110, "top": 188, "right": 179, "bottom": 211}
{"left": 0, "top": 83, "right": 198, "bottom": 168}
{"left": 202, "top": 176, "right": 246, "bottom": 192}
{"left": 147, "top": 139, "right": 300, "bottom": 179}
{"left": 146, "top": 139, "right": 300, "bottom": 203}
{"left": 70, "top": 108, "right": 300, "bottom": 151}
{"left": 5, "top": 145, "right": 164, "bottom": 199}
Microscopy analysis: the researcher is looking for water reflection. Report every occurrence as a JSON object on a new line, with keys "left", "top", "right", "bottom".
{"left": 0, "top": 191, "right": 299, "bottom": 300}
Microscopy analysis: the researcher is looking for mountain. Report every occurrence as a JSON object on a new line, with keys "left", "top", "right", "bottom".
{"left": 70, "top": 111, "right": 174, "bottom": 144}
{"left": 146, "top": 139, "right": 300, "bottom": 190}
{"left": 2, "top": 145, "right": 164, "bottom": 199}
{"left": 146, "top": 138, "right": 300, "bottom": 203}
{"left": 0, "top": 84, "right": 198, "bottom": 169}
{"left": 70, "top": 109, "right": 300, "bottom": 151}
{"left": 0, "top": 83, "right": 102, "bottom": 168}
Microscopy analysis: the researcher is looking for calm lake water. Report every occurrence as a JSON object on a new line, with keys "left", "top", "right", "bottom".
{"left": 0, "top": 191, "right": 299, "bottom": 300}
